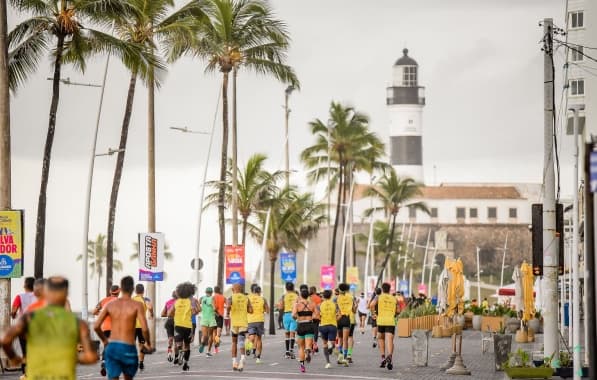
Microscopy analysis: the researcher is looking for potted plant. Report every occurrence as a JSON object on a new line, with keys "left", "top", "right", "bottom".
{"left": 482, "top": 304, "right": 508, "bottom": 332}
{"left": 555, "top": 351, "right": 573, "bottom": 378}
{"left": 494, "top": 323, "right": 512, "bottom": 371}
{"left": 502, "top": 348, "right": 554, "bottom": 379}
{"left": 528, "top": 310, "right": 542, "bottom": 333}
{"left": 470, "top": 305, "right": 483, "bottom": 330}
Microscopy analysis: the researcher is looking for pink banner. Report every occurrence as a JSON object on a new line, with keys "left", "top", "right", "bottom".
{"left": 320, "top": 265, "right": 335, "bottom": 290}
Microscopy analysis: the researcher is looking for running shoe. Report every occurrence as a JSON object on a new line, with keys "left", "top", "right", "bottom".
{"left": 387, "top": 361, "right": 393, "bottom": 370}
{"left": 233, "top": 362, "right": 239, "bottom": 371}
{"left": 337, "top": 354, "right": 344, "bottom": 364}
{"left": 100, "top": 361, "right": 106, "bottom": 376}
{"left": 167, "top": 348, "right": 174, "bottom": 362}
{"left": 177, "top": 353, "right": 184, "bottom": 366}
{"left": 182, "top": 362, "right": 190, "bottom": 371}
{"left": 300, "top": 363, "right": 306, "bottom": 373}
{"left": 215, "top": 346, "right": 220, "bottom": 354}
{"left": 372, "top": 341, "right": 377, "bottom": 348}
{"left": 306, "top": 350, "right": 312, "bottom": 363}
{"left": 139, "top": 361, "right": 144, "bottom": 371}
{"left": 198, "top": 345, "right": 205, "bottom": 354}
{"left": 206, "top": 352, "right": 213, "bottom": 358}
{"left": 347, "top": 356, "right": 353, "bottom": 363}
{"left": 380, "top": 357, "right": 387, "bottom": 368}
{"left": 256, "top": 357, "right": 262, "bottom": 364}
{"left": 238, "top": 360, "right": 244, "bottom": 372}
{"left": 284, "top": 351, "right": 291, "bottom": 359}
{"left": 325, "top": 362, "right": 331, "bottom": 369}
{"left": 290, "top": 351, "right": 296, "bottom": 360}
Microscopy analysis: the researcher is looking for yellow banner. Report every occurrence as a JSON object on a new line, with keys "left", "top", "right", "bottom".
{"left": 0, "top": 210, "right": 24, "bottom": 278}
{"left": 347, "top": 266, "right": 359, "bottom": 286}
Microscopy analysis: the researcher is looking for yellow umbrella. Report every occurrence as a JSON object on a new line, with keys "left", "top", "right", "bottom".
{"left": 445, "top": 258, "right": 457, "bottom": 317}
{"left": 520, "top": 261, "right": 535, "bottom": 321}
{"left": 454, "top": 258, "right": 465, "bottom": 315}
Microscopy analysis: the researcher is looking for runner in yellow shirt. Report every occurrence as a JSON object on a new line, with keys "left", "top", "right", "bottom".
{"left": 317, "top": 289, "right": 339, "bottom": 368}
{"left": 277, "top": 282, "right": 298, "bottom": 359}
{"left": 335, "top": 283, "right": 355, "bottom": 365}
{"left": 369, "top": 282, "right": 398, "bottom": 370}
{"left": 227, "top": 284, "right": 253, "bottom": 371}
{"left": 168, "top": 282, "right": 197, "bottom": 372}
{"left": 247, "top": 285, "right": 269, "bottom": 363}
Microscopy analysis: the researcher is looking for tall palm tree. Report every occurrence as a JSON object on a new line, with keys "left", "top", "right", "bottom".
{"left": 204, "top": 153, "right": 284, "bottom": 245}
{"left": 77, "top": 234, "right": 122, "bottom": 305}
{"left": 357, "top": 219, "right": 405, "bottom": 278}
{"left": 8, "top": 0, "right": 148, "bottom": 278}
{"left": 129, "top": 240, "right": 174, "bottom": 261}
{"left": 179, "top": 0, "right": 298, "bottom": 289}
{"left": 365, "top": 169, "right": 429, "bottom": 288}
{"left": 105, "top": 0, "right": 200, "bottom": 293}
{"left": 301, "top": 101, "right": 386, "bottom": 268}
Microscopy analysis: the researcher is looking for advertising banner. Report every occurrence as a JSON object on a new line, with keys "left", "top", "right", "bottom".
{"left": 225, "top": 245, "right": 245, "bottom": 285}
{"left": 346, "top": 266, "right": 359, "bottom": 286}
{"left": 279, "top": 252, "right": 296, "bottom": 283}
{"left": 0, "top": 210, "right": 24, "bottom": 278}
{"left": 138, "top": 232, "right": 165, "bottom": 281}
{"left": 366, "top": 276, "right": 378, "bottom": 295}
{"left": 398, "top": 279, "right": 409, "bottom": 294}
{"left": 320, "top": 265, "right": 335, "bottom": 290}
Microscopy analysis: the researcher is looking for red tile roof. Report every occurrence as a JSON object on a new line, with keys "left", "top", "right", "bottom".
{"left": 352, "top": 184, "right": 522, "bottom": 201}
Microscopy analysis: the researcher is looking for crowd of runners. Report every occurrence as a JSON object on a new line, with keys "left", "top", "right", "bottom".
{"left": 0, "top": 275, "right": 413, "bottom": 379}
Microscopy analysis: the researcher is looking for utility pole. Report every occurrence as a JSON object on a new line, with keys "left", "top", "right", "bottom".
{"left": 570, "top": 105, "right": 584, "bottom": 380}
{"left": 147, "top": 66, "right": 157, "bottom": 349}
{"left": 0, "top": 0, "right": 12, "bottom": 361}
{"left": 284, "top": 86, "right": 294, "bottom": 188}
{"left": 541, "top": 18, "right": 559, "bottom": 360}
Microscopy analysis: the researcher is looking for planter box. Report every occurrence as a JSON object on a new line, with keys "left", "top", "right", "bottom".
{"left": 504, "top": 367, "right": 553, "bottom": 379}
{"left": 482, "top": 316, "right": 506, "bottom": 332}
{"left": 398, "top": 318, "right": 411, "bottom": 337}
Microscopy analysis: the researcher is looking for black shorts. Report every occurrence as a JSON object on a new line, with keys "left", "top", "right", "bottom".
{"left": 296, "top": 321, "right": 315, "bottom": 338}
{"left": 175, "top": 326, "right": 193, "bottom": 345}
{"left": 164, "top": 318, "right": 174, "bottom": 338}
{"left": 358, "top": 311, "right": 367, "bottom": 318}
{"left": 135, "top": 328, "right": 146, "bottom": 344}
{"left": 103, "top": 330, "right": 112, "bottom": 339}
{"left": 349, "top": 324, "right": 356, "bottom": 337}
{"left": 371, "top": 318, "right": 377, "bottom": 328}
{"left": 215, "top": 315, "right": 224, "bottom": 329}
{"left": 338, "top": 315, "right": 351, "bottom": 330}
{"left": 377, "top": 325, "right": 395, "bottom": 335}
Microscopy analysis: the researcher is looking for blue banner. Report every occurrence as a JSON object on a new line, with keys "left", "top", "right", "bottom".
{"left": 398, "top": 280, "right": 409, "bottom": 294}
{"left": 280, "top": 252, "right": 296, "bottom": 283}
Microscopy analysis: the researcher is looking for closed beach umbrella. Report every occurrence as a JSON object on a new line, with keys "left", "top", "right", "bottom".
{"left": 512, "top": 266, "right": 523, "bottom": 311}
{"left": 437, "top": 265, "right": 450, "bottom": 315}
{"left": 520, "top": 261, "right": 535, "bottom": 321}
{"left": 454, "top": 258, "right": 465, "bottom": 315}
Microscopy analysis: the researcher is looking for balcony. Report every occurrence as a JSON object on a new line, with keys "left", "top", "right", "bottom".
{"left": 386, "top": 86, "right": 425, "bottom": 105}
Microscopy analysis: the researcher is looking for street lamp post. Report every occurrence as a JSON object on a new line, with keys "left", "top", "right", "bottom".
{"left": 284, "top": 86, "right": 295, "bottom": 188}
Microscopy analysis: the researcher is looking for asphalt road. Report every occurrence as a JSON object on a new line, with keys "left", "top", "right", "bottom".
{"left": 68, "top": 327, "right": 520, "bottom": 380}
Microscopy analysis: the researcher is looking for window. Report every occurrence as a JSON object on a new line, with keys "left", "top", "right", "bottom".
{"left": 570, "top": 11, "right": 584, "bottom": 29}
{"left": 409, "top": 206, "right": 417, "bottom": 218}
{"left": 403, "top": 66, "right": 417, "bottom": 87}
{"left": 571, "top": 46, "right": 584, "bottom": 62}
{"left": 509, "top": 208, "right": 517, "bottom": 219}
{"left": 430, "top": 208, "right": 438, "bottom": 218}
{"left": 469, "top": 208, "right": 478, "bottom": 218}
{"left": 456, "top": 207, "right": 466, "bottom": 219}
{"left": 488, "top": 207, "right": 497, "bottom": 219}
{"left": 570, "top": 79, "right": 585, "bottom": 96}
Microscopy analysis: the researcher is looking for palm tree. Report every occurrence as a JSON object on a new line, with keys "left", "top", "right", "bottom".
{"left": 77, "top": 234, "right": 123, "bottom": 305}
{"left": 180, "top": 0, "right": 298, "bottom": 289}
{"left": 129, "top": 240, "right": 174, "bottom": 261}
{"left": 204, "top": 153, "right": 284, "bottom": 245}
{"left": 357, "top": 219, "right": 405, "bottom": 279}
{"left": 365, "top": 169, "right": 429, "bottom": 288}
{"left": 301, "top": 101, "right": 386, "bottom": 268}
{"left": 8, "top": 0, "right": 149, "bottom": 278}
{"left": 105, "top": 0, "right": 201, "bottom": 293}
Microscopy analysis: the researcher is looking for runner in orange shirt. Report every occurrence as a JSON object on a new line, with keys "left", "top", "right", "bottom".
{"left": 93, "top": 285, "right": 120, "bottom": 376}
{"left": 309, "top": 287, "right": 322, "bottom": 353}
{"left": 25, "top": 279, "right": 46, "bottom": 312}
{"left": 212, "top": 286, "right": 226, "bottom": 353}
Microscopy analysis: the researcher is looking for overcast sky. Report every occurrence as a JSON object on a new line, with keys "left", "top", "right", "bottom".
{"left": 7, "top": 0, "right": 569, "bottom": 309}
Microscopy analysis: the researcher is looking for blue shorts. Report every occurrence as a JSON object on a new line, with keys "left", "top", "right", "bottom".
{"left": 104, "top": 341, "right": 138, "bottom": 379}
{"left": 283, "top": 312, "right": 297, "bottom": 332}
{"left": 319, "top": 325, "right": 338, "bottom": 342}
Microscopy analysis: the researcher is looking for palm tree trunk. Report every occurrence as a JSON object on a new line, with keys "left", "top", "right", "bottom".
{"left": 330, "top": 161, "right": 343, "bottom": 266}
{"left": 217, "top": 70, "right": 230, "bottom": 290}
{"left": 106, "top": 70, "right": 137, "bottom": 293}
{"left": 241, "top": 215, "right": 248, "bottom": 246}
{"left": 34, "top": 34, "right": 65, "bottom": 278}
{"left": 341, "top": 167, "right": 350, "bottom": 281}
{"left": 375, "top": 212, "right": 397, "bottom": 289}
{"left": 231, "top": 68, "right": 239, "bottom": 246}
{"left": 268, "top": 254, "right": 277, "bottom": 335}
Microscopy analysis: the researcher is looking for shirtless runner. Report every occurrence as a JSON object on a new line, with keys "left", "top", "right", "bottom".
{"left": 94, "top": 276, "right": 152, "bottom": 380}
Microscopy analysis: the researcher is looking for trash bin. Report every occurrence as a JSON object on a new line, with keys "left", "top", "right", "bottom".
{"left": 411, "top": 329, "right": 430, "bottom": 367}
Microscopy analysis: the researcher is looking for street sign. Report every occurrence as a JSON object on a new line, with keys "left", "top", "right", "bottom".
{"left": 591, "top": 152, "right": 597, "bottom": 192}
{"left": 190, "top": 258, "right": 204, "bottom": 271}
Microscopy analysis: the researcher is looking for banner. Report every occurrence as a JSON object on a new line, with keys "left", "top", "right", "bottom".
{"left": 225, "top": 245, "right": 245, "bottom": 285}
{"left": 320, "top": 265, "right": 335, "bottom": 290}
{"left": 279, "top": 252, "right": 296, "bottom": 283}
{"left": 346, "top": 266, "right": 359, "bottom": 286}
{"left": 398, "top": 279, "right": 408, "bottom": 294}
{"left": 138, "top": 233, "right": 165, "bottom": 281}
{"left": 366, "top": 276, "right": 378, "bottom": 295}
{"left": 0, "top": 210, "right": 24, "bottom": 278}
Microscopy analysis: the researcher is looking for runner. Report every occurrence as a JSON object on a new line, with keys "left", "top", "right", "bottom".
{"left": 11, "top": 276, "right": 36, "bottom": 374}
{"left": 212, "top": 286, "right": 226, "bottom": 353}
{"left": 357, "top": 292, "right": 369, "bottom": 334}
{"left": 370, "top": 282, "right": 398, "bottom": 370}
{"left": 2, "top": 276, "right": 97, "bottom": 379}
{"left": 160, "top": 291, "right": 177, "bottom": 362}
{"left": 95, "top": 276, "right": 152, "bottom": 380}
{"left": 131, "top": 284, "right": 153, "bottom": 371}
{"left": 335, "top": 283, "right": 354, "bottom": 365}
{"left": 169, "top": 282, "right": 197, "bottom": 371}
{"left": 317, "top": 289, "right": 339, "bottom": 369}
{"left": 25, "top": 278, "right": 47, "bottom": 312}
{"left": 227, "top": 283, "right": 253, "bottom": 371}
{"left": 93, "top": 284, "right": 121, "bottom": 376}
{"left": 347, "top": 293, "right": 357, "bottom": 363}
{"left": 198, "top": 287, "right": 217, "bottom": 357}
{"left": 277, "top": 282, "right": 297, "bottom": 359}
{"left": 292, "top": 286, "right": 318, "bottom": 373}
{"left": 308, "top": 286, "right": 322, "bottom": 353}
{"left": 368, "top": 288, "right": 381, "bottom": 348}
{"left": 190, "top": 295, "right": 199, "bottom": 345}
{"left": 247, "top": 285, "right": 268, "bottom": 363}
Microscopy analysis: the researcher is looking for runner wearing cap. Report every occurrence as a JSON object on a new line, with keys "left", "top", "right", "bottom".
{"left": 198, "top": 287, "right": 217, "bottom": 357}
{"left": 93, "top": 284, "right": 120, "bottom": 376}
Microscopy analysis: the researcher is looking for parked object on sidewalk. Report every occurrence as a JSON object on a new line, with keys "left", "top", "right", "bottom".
{"left": 411, "top": 329, "right": 430, "bottom": 367}
{"left": 502, "top": 348, "right": 553, "bottom": 379}
{"left": 493, "top": 332, "right": 512, "bottom": 371}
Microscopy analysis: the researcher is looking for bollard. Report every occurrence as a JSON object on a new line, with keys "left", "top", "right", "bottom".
{"left": 411, "top": 329, "right": 430, "bottom": 367}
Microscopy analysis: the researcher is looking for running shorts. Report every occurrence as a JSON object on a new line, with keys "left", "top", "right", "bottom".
{"left": 349, "top": 323, "right": 356, "bottom": 337}
{"left": 175, "top": 326, "right": 193, "bottom": 345}
{"left": 164, "top": 318, "right": 174, "bottom": 338}
{"left": 248, "top": 322, "right": 265, "bottom": 336}
{"left": 231, "top": 326, "right": 248, "bottom": 336}
{"left": 377, "top": 325, "right": 396, "bottom": 335}
{"left": 215, "top": 314, "right": 224, "bottom": 329}
{"left": 201, "top": 316, "right": 217, "bottom": 328}
{"left": 358, "top": 311, "right": 367, "bottom": 318}
{"left": 338, "top": 315, "right": 351, "bottom": 330}
{"left": 319, "top": 325, "right": 338, "bottom": 342}
{"left": 135, "top": 328, "right": 146, "bottom": 344}
{"left": 296, "top": 321, "right": 315, "bottom": 339}
{"left": 104, "top": 341, "right": 138, "bottom": 379}
{"left": 283, "top": 312, "right": 297, "bottom": 332}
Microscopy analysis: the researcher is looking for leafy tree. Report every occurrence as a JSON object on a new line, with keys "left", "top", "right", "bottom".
{"left": 76, "top": 234, "right": 122, "bottom": 304}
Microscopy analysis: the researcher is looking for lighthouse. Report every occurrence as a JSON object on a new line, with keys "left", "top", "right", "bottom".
{"left": 386, "top": 48, "right": 425, "bottom": 183}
